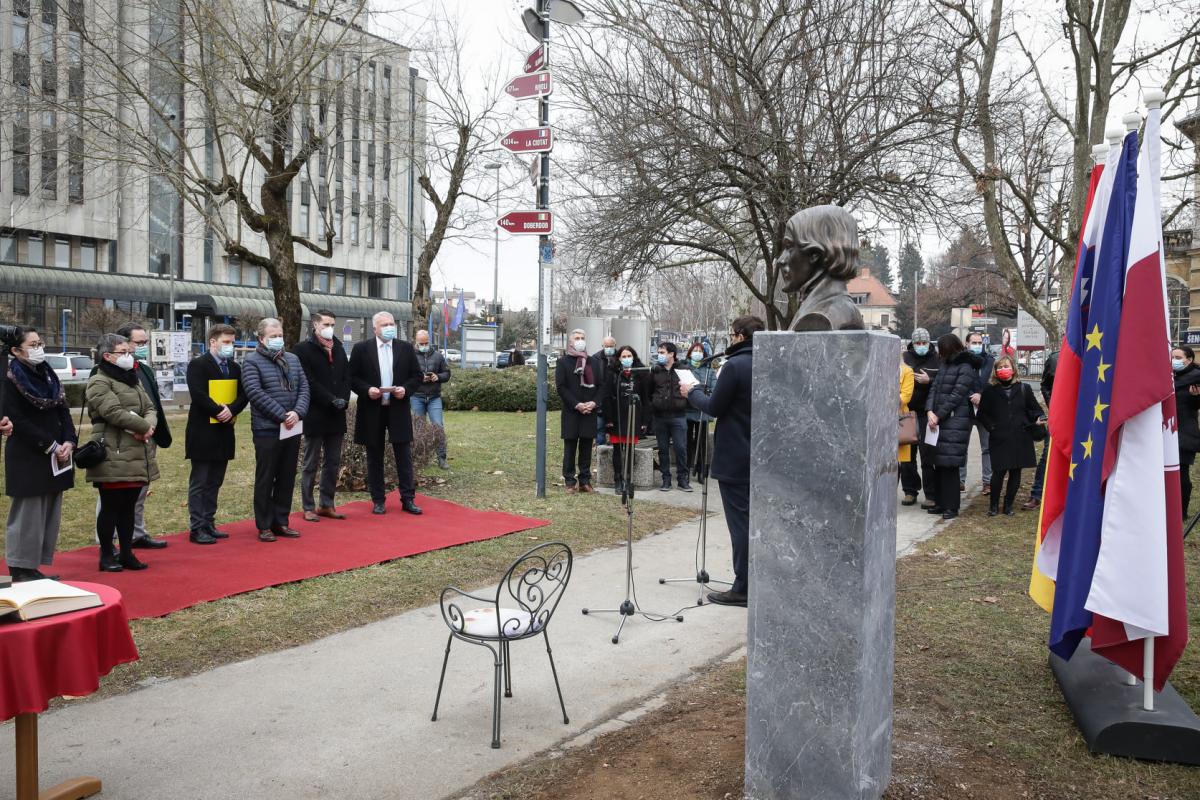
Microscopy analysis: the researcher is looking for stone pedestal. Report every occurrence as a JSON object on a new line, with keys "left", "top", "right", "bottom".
{"left": 595, "top": 443, "right": 656, "bottom": 489}
{"left": 745, "top": 331, "right": 898, "bottom": 800}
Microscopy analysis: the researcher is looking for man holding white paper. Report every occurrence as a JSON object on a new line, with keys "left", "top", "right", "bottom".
{"left": 241, "top": 318, "right": 310, "bottom": 542}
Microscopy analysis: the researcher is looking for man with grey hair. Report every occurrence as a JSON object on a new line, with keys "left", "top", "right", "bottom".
{"left": 901, "top": 327, "right": 940, "bottom": 507}
{"left": 241, "top": 318, "right": 310, "bottom": 541}
{"left": 593, "top": 335, "right": 617, "bottom": 447}
{"left": 348, "top": 311, "right": 424, "bottom": 514}
{"left": 555, "top": 328, "right": 606, "bottom": 492}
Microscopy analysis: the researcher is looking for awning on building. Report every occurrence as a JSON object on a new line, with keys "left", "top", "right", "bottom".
{"left": 0, "top": 264, "right": 412, "bottom": 322}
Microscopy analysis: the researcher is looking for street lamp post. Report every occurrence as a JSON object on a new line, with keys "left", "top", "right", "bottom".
{"left": 60, "top": 308, "right": 72, "bottom": 352}
{"left": 485, "top": 162, "right": 502, "bottom": 323}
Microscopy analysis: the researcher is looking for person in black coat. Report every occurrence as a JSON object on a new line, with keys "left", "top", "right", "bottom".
{"left": 977, "top": 356, "right": 1045, "bottom": 516}
{"left": 555, "top": 329, "right": 606, "bottom": 492}
{"left": 925, "top": 334, "right": 976, "bottom": 520}
{"left": 963, "top": 331, "right": 995, "bottom": 494}
{"left": 593, "top": 336, "right": 617, "bottom": 448}
{"left": 650, "top": 342, "right": 691, "bottom": 492}
{"left": 683, "top": 314, "right": 763, "bottom": 607}
{"left": 900, "top": 328, "right": 941, "bottom": 507}
{"left": 602, "top": 345, "right": 652, "bottom": 497}
{"left": 3, "top": 326, "right": 76, "bottom": 581}
{"left": 348, "top": 311, "right": 423, "bottom": 515}
{"left": 1025, "top": 349, "right": 1058, "bottom": 509}
{"left": 185, "top": 323, "right": 249, "bottom": 544}
{"left": 294, "top": 310, "right": 351, "bottom": 522}
{"left": 1172, "top": 346, "right": 1200, "bottom": 519}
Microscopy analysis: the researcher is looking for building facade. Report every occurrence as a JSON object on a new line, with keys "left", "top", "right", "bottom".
{"left": 0, "top": 0, "right": 425, "bottom": 351}
{"left": 846, "top": 267, "right": 898, "bottom": 331}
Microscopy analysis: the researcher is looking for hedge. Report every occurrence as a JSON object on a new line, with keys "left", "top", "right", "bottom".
{"left": 441, "top": 367, "right": 562, "bottom": 412}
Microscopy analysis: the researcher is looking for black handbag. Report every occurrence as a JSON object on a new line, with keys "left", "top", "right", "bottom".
{"left": 72, "top": 394, "right": 107, "bottom": 469}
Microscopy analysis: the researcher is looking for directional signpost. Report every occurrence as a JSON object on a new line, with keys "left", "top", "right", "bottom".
{"left": 524, "top": 44, "right": 545, "bottom": 74}
{"left": 497, "top": 210, "right": 554, "bottom": 235}
{"left": 504, "top": 70, "right": 552, "bottom": 101}
{"left": 501, "top": 127, "right": 553, "bottom": 154}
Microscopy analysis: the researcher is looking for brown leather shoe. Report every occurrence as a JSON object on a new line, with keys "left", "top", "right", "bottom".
{"left": 271, "top": 526, "right": 302, "bottom": 538}
{"left": 579, "top": 484, "right": 595, "bottom": 493}
{"left": 982, "top": 483, "right": 991, "bottom": 495}
{"left": 1022, "top": 497, "right": 1040, "bottom": 510}
{"left": 303, "top": 511, "right": 321, "bottom": 522}
{"left": 317, "top": 507, "right": 346, "bottom": 520}
{"left": 565, "top": 486, "right": 578, "bottom": 494}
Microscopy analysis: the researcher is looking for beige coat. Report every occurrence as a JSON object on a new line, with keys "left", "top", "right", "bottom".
{"left": 84, "top": 369, "right": 160, "bottom": 485}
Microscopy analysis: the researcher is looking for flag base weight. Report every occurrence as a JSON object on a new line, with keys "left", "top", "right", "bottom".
{"left": 1050, "top": 638, "right": 1200, "bottom": 766}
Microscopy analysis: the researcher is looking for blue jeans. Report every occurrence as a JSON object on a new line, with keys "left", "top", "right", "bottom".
{"left": 411, "top": 395, "right": 447, "bottom": 458}
{"left": 654, "top": 415, "right": 688, "bottom": 482}
{"left": 595, "top": 414, "right": 607, "bottom": 447}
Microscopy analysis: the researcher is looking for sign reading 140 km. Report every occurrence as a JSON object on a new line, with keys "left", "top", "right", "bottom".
{"left": 497, "top": 210, "right": 554, "bottom": 236}
{"left": 504, "top": 70, "right": 552, "bottom": 100}
{"left": 501, "top": 127, "right": 553, "bottom": 154}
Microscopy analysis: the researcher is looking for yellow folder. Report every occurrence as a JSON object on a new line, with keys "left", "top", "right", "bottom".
{"left": 209, "top": 379, "right": 238, "bottom": 423}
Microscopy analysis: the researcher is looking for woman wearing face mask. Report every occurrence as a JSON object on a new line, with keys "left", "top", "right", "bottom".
{"left": 555, "top": 328, "right": 606, "bottom": 493}
{"left": 1172, "top": 346, "right": 1200, "bottom": 519}
{"left": 925, "top": 334, "right": 975, "bottom": 520}
{"left": 3, "top": 326, "right": 76, "bottom": 581}
{"left": 602, "top": 346, "right": 652, "bottom": 496}
{"left": 85, "top": 333, "right": 160, "bottom": 572}
{"left": 976, "top": 356, "right": 1045, "bottom": 516}
{"left": 684, "top": 343, "right": 714, "bottom": 482}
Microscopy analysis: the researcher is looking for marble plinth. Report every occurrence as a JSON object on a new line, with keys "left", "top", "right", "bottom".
{"left": 595, "top": 443, "right": 656, "bottom": 489}
{"left": 745, "top": 331, "right": 898, "bottom": 800}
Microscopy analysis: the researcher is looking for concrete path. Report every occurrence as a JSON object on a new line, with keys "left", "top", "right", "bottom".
{"left": 0, "top": 449, "right": 982, "bottom": 800}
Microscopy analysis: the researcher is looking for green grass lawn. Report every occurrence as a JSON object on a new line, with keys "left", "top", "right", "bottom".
{"left": 0, "top": 411, "right": 696, "bottom": 700}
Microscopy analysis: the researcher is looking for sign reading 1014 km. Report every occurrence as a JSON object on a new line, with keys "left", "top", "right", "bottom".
{"left": 501, "top": 127, "right": 553, "bottom": 154}
{"left": 497, "top": 210, "right": 554, "bottom": 236}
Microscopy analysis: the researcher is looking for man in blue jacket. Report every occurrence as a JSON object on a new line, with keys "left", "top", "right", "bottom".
{"left": 681, "top": 314, "right": 764, "bottom": 607}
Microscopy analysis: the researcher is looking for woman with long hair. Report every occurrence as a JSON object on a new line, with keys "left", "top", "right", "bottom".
{"left": 602, "top": 345, "right": 652, "bottom": 496}
{"left": 925, "top": 334, "right": 976, "bottom": 520}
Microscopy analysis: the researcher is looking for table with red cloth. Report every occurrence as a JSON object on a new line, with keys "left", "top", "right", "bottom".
{"left": 0, "top": 582, "right": 139, "bottom": 800}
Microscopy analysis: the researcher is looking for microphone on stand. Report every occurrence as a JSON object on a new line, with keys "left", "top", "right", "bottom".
{"left": 697, "top": 351, "right": 725, "bottom": 366}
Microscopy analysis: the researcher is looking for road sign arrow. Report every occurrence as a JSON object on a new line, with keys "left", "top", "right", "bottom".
{"left": 497, "top": 210, "right": 554, "bottom": 236}
{"left": 524, "top": 44, "right": 545, "bottom": 74}
{"left": 501, "top": 127, "right": 553, "bottom": 154}
{"left": 504, "top": 70, "right": 552, "bottom": 101}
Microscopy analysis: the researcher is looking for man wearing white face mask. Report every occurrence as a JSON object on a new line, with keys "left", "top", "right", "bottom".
{"left": 294, "top": 310, "right": 352, "bottom": 521}
{"left": 185, "top": 324, "right": 248, "bottom": 544}
{"left": 411, "top": 328, "right": 451, "bottom": 470}
{"left": 242, "top": 318, "right": 310, "bottom": 541}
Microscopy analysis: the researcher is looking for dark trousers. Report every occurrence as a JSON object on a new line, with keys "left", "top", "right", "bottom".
{"left": 611, "top": 442, "right": 631, "bottom": 484}
{"left": 97, "top": 486, "right": 143, "bottom": 560}
{"left": 900, "top": 414, "right": 937, "bottom": 502}
{"left": 718, "top": 481, "right": 750, "bottom": 595}
{"left": 187, "top": 459, "right": 229, "bottom": 533}
{"left": 935, "top": 467, "right": 961, "bottom": 513}
{"left": 654, "top": 415, "right": 688, "bottom": 482}
{"left": 1030, "top": 436, "right": 1050, "bottom": 499}
{"left": 253, "top": 436, "right": 302, "bottom": 530}
{"left": 301, "top": 433, "right": 345, "bottom": 511}
{"left": 1182, "top": 450, "right": 1195, "bottom": 519}
{"left": 366, "top": 438, "right": 416, "bottom": 505}
{"left": 990, "top": 468, "right": 1022, "bottom": 511}
{"left": 562, "top": 438, "right": 593, "bottom": 487}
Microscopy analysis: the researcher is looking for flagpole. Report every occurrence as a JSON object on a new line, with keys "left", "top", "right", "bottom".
{"left": 1143, "top": 637, "right": 1156, "bottom": 711}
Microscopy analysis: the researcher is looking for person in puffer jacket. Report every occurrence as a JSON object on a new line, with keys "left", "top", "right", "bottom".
{"left": 241, "top": 317, "right": 310, "bottom": 541}
{"left": 925, "top": 334, "right": 976, "bottom": 520}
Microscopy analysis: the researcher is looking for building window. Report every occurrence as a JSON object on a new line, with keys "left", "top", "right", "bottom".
{"left": 244, "top": 263, "right": 259, "bottom": 288}
{"left": 880, "top": 313, "right": 890, "bottom": 329}
{"left": 301, "top": 267, "right": 313, "bottom": 291}
{"left": 349, "top": 271, "right": 362, "bottom": 297}
{"left": 381, "top": 200, "right": 389, "bottom": 250}
{"left": 227, "top": 258, "right": 241, "bottom": 285}
{"left": 68, "top": 0, "right": 83, "bottom": 32}
{"left": 350, "top": 191, "right": 359, "bottom": 245}
{"left": 202, "top": 231, "right": 213, "bottom": 281}
{"left": 367, "top": 275, "right": 384, "bottom": 299}
{"left": 1, "top": 233, "right": 16, "bottom": 263}
{"left": 80, "top": 239, "right": 96, "bottom": 270}
{"left": 317, "top": 269, "right": 329, "bottom": 293}
{"left": 54, "top": 237, "right": 69, "bottom": 267}
{"left": 27, "top": 233, "right": 44, "bottom": 266}
{"left": 41, "top": 123, "right": 57, "bottom": 200}
{"left": 383, "top": 66, "right": 391, "bottom": 121}
{"left": 334, "top": 189, "right": 343, "bottom": 242}
{"left": 334, "top": 269, "right": 346, "bottom": 295}
{"left": 1169, "top": 277, "right": 1188, "bottom": 345}
{"left": 366, "top": 197, "right": 374, "bottom": 247}
{"left": 299, "top": 180, "right": 310, "bottom": 237}
{"left": 13, "top": 116, "right": 31, "bottom": 196}
{"left": 68, "top": 133, "right": 83, "bottom": 202}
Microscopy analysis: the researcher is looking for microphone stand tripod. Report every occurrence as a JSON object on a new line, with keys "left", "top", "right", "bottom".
{"left": 658, "top": 366, "right": 732, "bottom": 604}
{"left": 583, "top": 371, "right": 684, "bottom": 644}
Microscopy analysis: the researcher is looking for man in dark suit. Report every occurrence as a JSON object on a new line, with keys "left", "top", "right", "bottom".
{"left": 294, "top": 309, "right": 351, "bottom": 522}
{"left": 348, "top": 311, "right": 423, "bottom": 515}
{"left": 185, "top": 323, "right": 249, "bottom": 544}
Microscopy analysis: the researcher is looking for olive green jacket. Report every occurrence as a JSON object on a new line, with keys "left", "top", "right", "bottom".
{"left": 84, "top": 370, "right": 160, "bottom": 485}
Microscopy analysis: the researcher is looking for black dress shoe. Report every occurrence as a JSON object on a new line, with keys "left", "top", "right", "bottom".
{"left": 10, "top": 567, "right": 58, "bottom": 581}
{"left": 926, "top": 507, "right": 945, "bottom": 515}
{"left": 118, "top": 556, "right": 149, "bottom": 571}
{"left": 372, "top": 503, "right": 387, "bottom": 515}
{"left": 131, "top": 536, "right": 169, "bottom": 549}
{"left": 205, "top": 526, "right": 229, "bottom": 539}
{"left": 271, "top": 526, "right": 302, "bottom": 538}
{"left": 189, "top": 530, "right": 218, "bottom": 545}
{"left": 98, "top": 556, "right": 123, "bottom": 573}
{"left": 401, "top": 500, "right": 423, "bottom": 515}
{"left": 258, "top": 529, "right": 277, "bottom": 542}
{"left": 707, "top": 590, "right": 748, "bottom": 607}
{"left": 987, "top": 507, "right": 999, "bottom": 517}
{"left": 942, "top": 510, "right": 959, "bottom": 520}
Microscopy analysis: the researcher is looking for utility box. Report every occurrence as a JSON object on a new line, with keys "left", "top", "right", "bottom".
{"left": 462, "top": 325, "right": 499, "bottom": 369}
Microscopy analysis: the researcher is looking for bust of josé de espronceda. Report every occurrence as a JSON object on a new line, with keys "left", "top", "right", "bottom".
{"left": 774, "top": 205, "right": 865, "bottom": 332}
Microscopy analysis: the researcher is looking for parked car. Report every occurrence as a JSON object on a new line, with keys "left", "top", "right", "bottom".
{"left": 496, "top": 351, "right": 512, "bottom": 368}
{"left": 69, "top": 354, "right": 95, "bottom": 374}
{"left": 45, "top": 353, "right": 81, "bottom": 383}
{"left": 443, "top": 348, "right": 462, "bottom": 364}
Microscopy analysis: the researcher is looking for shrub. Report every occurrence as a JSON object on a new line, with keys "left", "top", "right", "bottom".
{"left": 65, "top": 382, "right": 87, "bottom": 408}
{"left": 335, "top": 404, "right": 445, "bottom": 492}
{"left": 441, "top": 367, "right": 562, "bottom": 412}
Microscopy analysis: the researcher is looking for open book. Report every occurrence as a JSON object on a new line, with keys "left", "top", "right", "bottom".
{"left": 0, "top": 579, "right": 103, "bottom": 622}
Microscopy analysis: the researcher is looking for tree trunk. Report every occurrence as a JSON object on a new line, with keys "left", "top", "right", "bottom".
{"left": 261, "top": 183, "right": 303, "bottom": 345}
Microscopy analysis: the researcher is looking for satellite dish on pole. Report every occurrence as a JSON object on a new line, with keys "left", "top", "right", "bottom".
{"left": 523, "top": 1, "right": 585, "bottom": 40}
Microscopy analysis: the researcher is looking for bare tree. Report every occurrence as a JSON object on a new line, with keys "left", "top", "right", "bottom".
{"left": 938, "top": 0, "right": 1200, "bottom": 342}
{"left": 557, "top": 0, "right": 954, "bottom": 329}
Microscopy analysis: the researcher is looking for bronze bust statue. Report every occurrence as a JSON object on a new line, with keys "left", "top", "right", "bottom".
{"left": 774, "top": 205, "right": 865, "bottom": 332}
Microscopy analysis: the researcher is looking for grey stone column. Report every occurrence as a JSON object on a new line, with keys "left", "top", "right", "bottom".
{"left": 744, "top": 331, "right": 898, "bottom": 800}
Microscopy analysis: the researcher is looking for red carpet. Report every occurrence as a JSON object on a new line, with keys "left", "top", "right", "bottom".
{"left": 43, "top": 495, "right": 550, "bottom": 620}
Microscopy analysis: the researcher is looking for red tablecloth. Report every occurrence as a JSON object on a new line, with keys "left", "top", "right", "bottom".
{"left": 0, "top": 582, "right": 139, "bottom": 721}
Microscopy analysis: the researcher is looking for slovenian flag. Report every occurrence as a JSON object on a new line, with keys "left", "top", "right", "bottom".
{"left": 1084, "top": 103, "right": 1189, "bottom": 690}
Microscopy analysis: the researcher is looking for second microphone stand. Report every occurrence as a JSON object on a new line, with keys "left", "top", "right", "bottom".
{"left": 583, "top": 367, "right": 684, "bottom": 644}
{"left": 659, "top": 362, "right": 732, "bottom": 604}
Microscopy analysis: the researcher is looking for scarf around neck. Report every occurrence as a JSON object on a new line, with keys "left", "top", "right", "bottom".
{"left": 6, "top": 358, "right": 65, "bottom": 410}
{"left": 99, "top": 358, "right": 139, "bottom": 386}
{"left": 565, "top": 345, "right": 594, "bottom": 389}
{"left": 256, "top": 344, "right": 292, "bottom": 390}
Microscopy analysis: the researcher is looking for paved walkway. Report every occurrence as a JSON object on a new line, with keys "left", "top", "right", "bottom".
{"left": 0, "top": 451, "right": 981, "bottom": 799}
